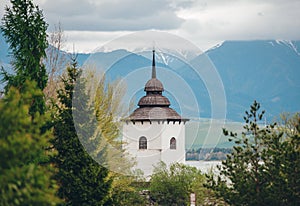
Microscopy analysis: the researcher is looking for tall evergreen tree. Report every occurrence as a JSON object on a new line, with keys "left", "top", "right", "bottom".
{"left": 52, "top": 58, "right": 112, "bottom": 205}
{"left": 0, "top": 81, "right": 60, "bottom": 205}
{"left": 1, "top": 0, "right": 48, "bottom": 114}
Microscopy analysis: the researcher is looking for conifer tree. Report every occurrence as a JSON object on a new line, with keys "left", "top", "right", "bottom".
{"left": 1, "top": 0, "right": 48, "bottom": 114}
{"left": 267, "top": 113, "right": 300, "bottom": 204}
{"left": 0, "top": 81, "right": 60, "bottom": 205}
{"left": 207, "top": 101, "right": 300, "bottom": 205}
{"left": 52, "top": 58, "right": 112, "bottom": 205}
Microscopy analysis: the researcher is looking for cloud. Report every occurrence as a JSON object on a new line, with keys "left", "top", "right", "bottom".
{"left": 271, "top": 97, "right": 280, "bottom": 103}
{"left": 39, "top": 0, "right": 186, "bottom": 31}
{"left": 176, "top": 0, "right": 300, "bottom": 40}
{"left": 2, "top": 0, "right": 299, "bottom": 52}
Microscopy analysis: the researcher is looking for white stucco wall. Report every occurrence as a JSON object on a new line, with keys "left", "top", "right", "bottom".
{"left": 123, "top": 120, "right": 186, "bottom": 178}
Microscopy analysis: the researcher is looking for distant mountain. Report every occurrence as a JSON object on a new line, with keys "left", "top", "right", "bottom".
{"left": 0, "top": 33, "right": 11, "bottom": 72}
{"left": 1, "top": 34, "right": 299, "bottom": 122}
{"left": 206, "top": 40, "right": 300, "bottom": 121}
{"left": 78, "top": 40, "right": 300, "bottom": 122}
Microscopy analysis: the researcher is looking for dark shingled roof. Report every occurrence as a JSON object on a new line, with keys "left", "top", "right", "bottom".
{"left": 127, "top": 50, "right": 188, "bottom": 122}
{"left": 129, "top": 107, "right": 182, "bottom": 120}
{"left": 138, "top": 95, "right": 170, "bottom": 107}
{"left": 144, "top": 78, "right": 164, "bottom": 92}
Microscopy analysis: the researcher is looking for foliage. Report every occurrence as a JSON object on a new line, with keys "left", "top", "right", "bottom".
{"left": 207, "top": 100, "right": 300, "bottom": 206}
{"left": 82, "top": 68, "right": 144, "bottom": 205}
{"left": 82, "top": 69, "right": 129, "bottom": 172}
{"left": 277, "top": 112, "right": 300, "bottom": 137}
{"left": 107, "top": 173, "right": 147, "bottom": 206}
{"left": 0, "top": 81, "right": 60, "bottom": 205}
{"left": 149, "top": 162, "right": 215, "bottom": 206}
{"left": 268, "top": 112, "right": 300, "bottom": 204}
{"left": 52, "top": 58, "right": 113, "bottom": 205}
{"left": 1, "top": 0, "right": 48, "bottom": 114}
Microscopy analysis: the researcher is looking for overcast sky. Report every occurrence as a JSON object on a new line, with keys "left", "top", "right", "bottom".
{"left": 1, "top": 0, "right": 300, "bottom": 52}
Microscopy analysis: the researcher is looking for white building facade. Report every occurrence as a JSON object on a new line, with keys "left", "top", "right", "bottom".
{"left": 123, "top": 50, "right": 188, "bottom": 178}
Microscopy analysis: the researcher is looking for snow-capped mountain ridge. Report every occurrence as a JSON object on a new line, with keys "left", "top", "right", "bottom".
{"left": 1, "top": 35, "right": 299, "bottom": 121}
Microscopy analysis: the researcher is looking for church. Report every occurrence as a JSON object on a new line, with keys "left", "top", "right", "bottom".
{"left": 122, "top": 50, "right": 189, "bottom": 178}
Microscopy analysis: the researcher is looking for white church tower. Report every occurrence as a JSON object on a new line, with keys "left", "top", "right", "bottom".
{"left": 123, "top": 50, "right": 189, "bottom": 178}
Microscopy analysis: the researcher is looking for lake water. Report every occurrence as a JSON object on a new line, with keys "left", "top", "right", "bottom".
{"left": 186, "top": 161, "right": 222, "bottom": 173}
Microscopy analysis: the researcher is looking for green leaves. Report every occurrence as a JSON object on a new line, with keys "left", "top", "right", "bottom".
{"left": 209, "top": 101, "right": 300, "bottom": 205}
{"left": 0, "top": 81, "right": 60, "bottom": 205}
{"left": 150, "top": 162, "right": 217, "bottom": 205}
{"left": 52, "top": 58, "right": 113, "bottom": 205}
{"left": 1, "top": 0, "right": 48, "bottom": 114}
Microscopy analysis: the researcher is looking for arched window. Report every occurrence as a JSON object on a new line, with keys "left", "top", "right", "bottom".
{"left": 170, "top": 137, "right": 176, "bottom": 150}
{"left": 139, "top": 136, "right": 147, "bottom": 149}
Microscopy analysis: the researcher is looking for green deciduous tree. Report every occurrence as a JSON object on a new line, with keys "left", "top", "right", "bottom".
{"left": 0, "top": 81, "right": 60, "bottom": 205}
{"left": 150, "top": 162, "right": 215, "bottom": 206}
{"left": 1, "top": 0, "right": 48, "bottom": 114}
{"left": 207, "top": 101, "right": 300, "bottom": 206}
{"left": 107, "top": 172, "right": 147, "bottom": 206}
{"left": 83, "top": 70, "right": 145, "bottom": 206}
{"left": 52, "top": 58, "right": 112, "bottom": 205}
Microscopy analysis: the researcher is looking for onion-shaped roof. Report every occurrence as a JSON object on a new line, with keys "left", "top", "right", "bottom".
{"left": 144, "top": 78, "right": 164, "bottom": 92}
{"left": 138, "top": 95, "right": 170, "bottom": 106}
{"left": 126, "top": 49, "right": 188, "bottom": 122}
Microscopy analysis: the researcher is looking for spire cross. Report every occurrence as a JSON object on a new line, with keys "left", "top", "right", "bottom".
{"left": 152, "top": 49, "right": 156, "bottom": 79}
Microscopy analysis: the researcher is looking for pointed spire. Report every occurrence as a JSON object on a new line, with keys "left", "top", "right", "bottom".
{"left": 152, "top": 49, "right": 156, "bottom": 79}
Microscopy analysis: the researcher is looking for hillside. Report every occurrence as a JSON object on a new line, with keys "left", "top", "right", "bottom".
{"left": 206, "top": 40, "right": 300, "bottom": 121}
{"left": 1, "top": 36, "right": 299, "bottom": 123}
